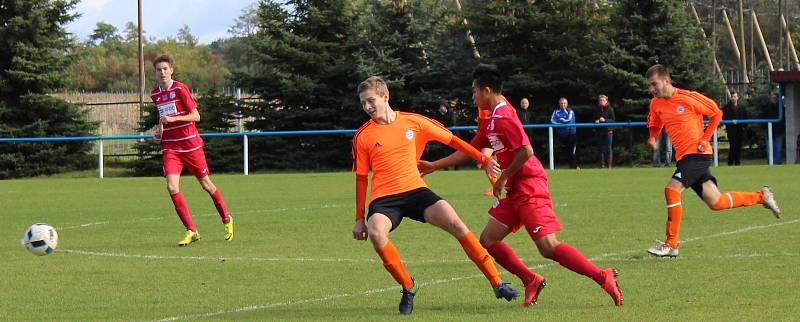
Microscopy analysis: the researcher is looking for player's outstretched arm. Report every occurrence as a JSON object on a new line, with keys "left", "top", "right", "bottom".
{"left": 493, "top": 145, "right": 533, "bottom": 198}
{"left": 352, "top": 174, "right": 368, "bottom": 240}
{"left": 646, "top": 126, "right": 662, "bottom": 150}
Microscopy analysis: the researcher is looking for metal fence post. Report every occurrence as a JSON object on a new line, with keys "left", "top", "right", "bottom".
{"left": 548, "top": 127, "right": 554, "bottom": 170}
{"left": 243, "top": 134, "right": 249, "bottom": 175}
{"left": 713, "top": 129, "right": 718, "bottom": 167}
{"left": 767, "top": 122, "right": 774, "bottom": 165}
{"left": 98, "top": 140, "right": 104, "bottom": 178}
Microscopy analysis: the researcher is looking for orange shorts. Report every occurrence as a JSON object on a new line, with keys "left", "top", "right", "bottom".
{"left": 488, "top": 176, "right": 562, "bottom": 240}
{"left": 163, "top": 148, "right": 210, "bottom": 178}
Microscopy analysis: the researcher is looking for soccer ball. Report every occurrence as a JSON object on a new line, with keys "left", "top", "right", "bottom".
{"left": 22, "top": 223, "right": 59, "bottom": 256}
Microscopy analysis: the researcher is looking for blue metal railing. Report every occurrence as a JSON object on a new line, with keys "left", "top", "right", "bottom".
{"left": 0, "top": 96, "right": 786, "bottom": 177}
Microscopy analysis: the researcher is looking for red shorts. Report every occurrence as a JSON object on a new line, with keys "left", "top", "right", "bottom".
{"left": 163, "top": 148, "right": 210, "bottom": 178}
{"left": 488, "top": 176, "right": 562, "bottom": 240}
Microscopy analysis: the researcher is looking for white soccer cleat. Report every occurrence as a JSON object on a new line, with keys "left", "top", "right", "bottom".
{"left": 761, "top": 186, "right": 781, "bottom": 219}
{"left": 647, "top": 241, "right": 679, "bottom": 258}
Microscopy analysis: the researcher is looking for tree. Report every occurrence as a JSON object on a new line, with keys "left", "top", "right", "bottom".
{"left": 88, "top": 22, "right": 122, "bottom": 46}
{"left": 234, "top": 0, "right": 363, "bottom": 171}
{"left": 177, "top": 24, "right": 198, "bottom": 47}
{"left": 0, "top": 0, "right": 98, "bottom": 178}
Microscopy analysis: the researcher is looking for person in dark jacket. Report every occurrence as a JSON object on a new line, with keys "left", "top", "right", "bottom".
{"left": 722, "top": 90, "right": 748, "bottom": 166}
{"left": 593, "top": 95, "right": 615, "bottom": 168}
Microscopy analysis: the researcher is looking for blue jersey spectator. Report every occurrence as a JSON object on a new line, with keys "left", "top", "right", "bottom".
{"left": 550, "top": 97, "right": 579, "bottom": 169}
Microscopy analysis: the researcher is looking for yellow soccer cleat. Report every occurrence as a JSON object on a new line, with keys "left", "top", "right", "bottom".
{"left": 224, "top": 216, "right": 234, "bottom": 241}
{"left": 178, "top": 230, "right": 200, "bottom": 247}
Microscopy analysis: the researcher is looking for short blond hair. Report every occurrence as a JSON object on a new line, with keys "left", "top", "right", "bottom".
{"left": 598, "top": 94, "right": 608, "bottom": 100}
{"left": 358, "top": 76, "right": 389, "bottom": 96}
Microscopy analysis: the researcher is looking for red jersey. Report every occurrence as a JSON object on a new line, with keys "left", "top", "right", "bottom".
{"left": 471, "top": 100, "right": 547, "bottom": 187}
{"left": 647, "top": 88, "right": 722, "bottom": 162}
{"left": 150, "top": 80, "right": 204, "bottom": 153}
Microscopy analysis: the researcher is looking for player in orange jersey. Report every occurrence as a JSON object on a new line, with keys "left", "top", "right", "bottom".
{"left": 644, "top": 64, "right": 781, "bottom": 257}
{"left": 351, "top": 76, "right": 519, "bottom": 315}
{"left": 420, "top": 64, "right": 622, "bottom": 307}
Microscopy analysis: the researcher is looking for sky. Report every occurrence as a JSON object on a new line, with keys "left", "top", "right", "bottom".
{"left": 66, "top": 0, "right": 257, "bottom": 44}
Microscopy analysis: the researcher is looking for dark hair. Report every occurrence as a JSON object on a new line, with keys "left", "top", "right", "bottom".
{"left": 153, "top": 54, "right": 174, "bottom": 69}
{"left": 472, "top": 63, "right": 503, "bottom": 93}
{"left": 645, "top": 64, "right": 670, "bottom": 79}
{"left": 730, "top": 90, "right": 738, "bottom": 95}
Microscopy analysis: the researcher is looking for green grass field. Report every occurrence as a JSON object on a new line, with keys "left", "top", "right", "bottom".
{"left": 1, "top": 165, "right": 797, "bottom": 321}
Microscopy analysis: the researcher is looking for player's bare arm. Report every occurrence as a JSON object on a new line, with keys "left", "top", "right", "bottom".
{"left": 493, "top": 145, "right": 533, "bottom": 199}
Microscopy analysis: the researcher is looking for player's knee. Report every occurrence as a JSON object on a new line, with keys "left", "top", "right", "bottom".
{"left": 367, "top": 229, "right": 388, "bottom": 245}
{"left": 166, "top": 184, "right": 180, "bottom": 195}
{"left": 479, "top": 233, "right": 496, "bottom": 249}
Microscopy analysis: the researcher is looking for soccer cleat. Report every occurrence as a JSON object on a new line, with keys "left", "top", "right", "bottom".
{"left": 224, "top": 216, "right": 234, "bottom": 241}
{"left": 493, "top": 282, "right": 520, "bottom": 301}
{"left": 761, "top": 186, "right": 781, "bottom": 219}
{"left": 399, "top": 278, "right": 417, "bottom": 315}
{"left": 178, "top": 230, "right": 200, "bottom": 247}
{"left": 600, "top": 268, "right": 623, "bottom": 307}
{"left": 522, "top": 274, "right": 547, "bottom": 307}
{"left": 647, "top": 241, "right": 679, "bottom": 257}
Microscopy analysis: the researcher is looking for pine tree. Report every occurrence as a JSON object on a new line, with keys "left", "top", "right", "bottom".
{"left": 0, "top": 0, "right": 98, "bottom": 178}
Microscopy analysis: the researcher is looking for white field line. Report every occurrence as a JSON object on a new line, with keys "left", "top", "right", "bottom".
{"left": 57, "top": 204, "right": 347, "bottom": 230}
{"left": 145, "top": 219, "right": 800, "bottom": 320}
{"left": 61, "top": 219, "right": 799, "bottom": 265}
{"left": 154, "top": 249, "right": 800, "bottom": 322}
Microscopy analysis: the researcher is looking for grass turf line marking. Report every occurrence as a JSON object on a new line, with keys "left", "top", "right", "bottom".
{"left": 57, "top": 204, "right": 347, "bottom": 230}
{"left": 60, "top": 249, "right": 378, "bottom": 263}
{"left": 152, "top": 219, "right": 797, "bottom": 320}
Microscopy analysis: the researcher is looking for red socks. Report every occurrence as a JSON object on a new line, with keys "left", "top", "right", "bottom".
{"left": 211, "top": 190, "right": 231, "bottom": 224}
{"left": 487, "top": 241, "right": 537, "bottom": 286}
{"left": 170, "top": 192, "right": 196, "bottom": 232}
{"left": 552, "top": 243, "right": 604, "bottom": 285}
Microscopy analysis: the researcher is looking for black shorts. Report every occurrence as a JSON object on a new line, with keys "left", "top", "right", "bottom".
{"left": 672, "top": 154, "right": 717, "bottom": 197}
{"left": 367, "top": 187, "right": 443, "bottom": 231}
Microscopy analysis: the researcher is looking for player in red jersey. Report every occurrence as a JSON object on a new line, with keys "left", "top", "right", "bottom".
{"left": 150, "top": 55, "right": 233, "bottom": 246}
{"left": 644, "top": 64, "right": 781, "bottom": 257}
{"left": 419, "top": 64, "right": 622, "bottom": 307}
{"left": 352, "top": 76, "right": 519, "bottom": 315}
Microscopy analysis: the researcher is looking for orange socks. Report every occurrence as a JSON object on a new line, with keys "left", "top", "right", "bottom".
{"left": 458, "top": 232, "right": 503, "bottom": 287}
{"left": 664, "top": 187, "right": 683, "bottom": 249}
{"left": 711, "top": 191, "right": 764, "bottom": 210}
{"left": 376, "top": 241, "right": 414, "bottom": 290}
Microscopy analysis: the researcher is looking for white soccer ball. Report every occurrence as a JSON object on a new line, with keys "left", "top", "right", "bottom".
{"left": 22, "top": 223, "right": 59, "bottom": 256}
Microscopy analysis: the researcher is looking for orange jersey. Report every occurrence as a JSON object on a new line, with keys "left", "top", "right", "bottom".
{"left": 352, "top": 112, "right": 453, "bottom": 204}
{"left": 647, "top": 88, "right": 722, "bottom": 162}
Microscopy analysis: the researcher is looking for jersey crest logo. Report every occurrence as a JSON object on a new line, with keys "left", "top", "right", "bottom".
{"left": 169, "top": 91, "right": 176, "bottom": 99}
{"left": 405, "top": 129, "right": 414, "bottom": 140}
{"left": 161, "top": 94, "right": 168, "bottom": 101}
{"left": 677, "top": 105, "right": 685, "bottom": 113}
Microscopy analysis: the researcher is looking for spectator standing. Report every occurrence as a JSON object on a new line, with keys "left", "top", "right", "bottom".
{"left": 550, "top": 98, "right": 578, "bottom": 169}
{"left": 722, "top": 90, "right": 748, "bottom": 166}
{"left": 517, "top": 98, "right": 534, "bottom": 143}
{"left": 593, "top": 95, "right": 615, "bottom": 168}
{"left": 652, "top": 128, "right": 673, "bottom": 167}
